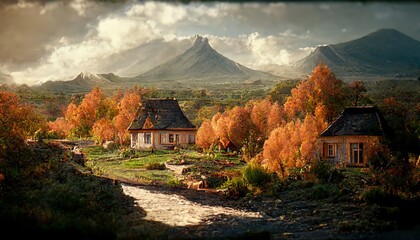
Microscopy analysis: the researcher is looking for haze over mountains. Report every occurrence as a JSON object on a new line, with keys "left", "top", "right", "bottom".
{"left": 7, "top": 28, "right": 420, "bottom": 92}
{"left": 34, "top": 72, "right": 123, "bottom": 93}
{"left": 295, "top": 29, "right": 420, "bottom": 78}
{"left": 0, "top": 72, "right": 14, "bottom": 85}
{"left": 135, "top": 35, "right": 277, "bottom": 82}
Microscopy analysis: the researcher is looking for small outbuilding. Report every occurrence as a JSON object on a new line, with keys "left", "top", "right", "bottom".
{"left": 128, "top": 98, "right": 197, "bottom": 150}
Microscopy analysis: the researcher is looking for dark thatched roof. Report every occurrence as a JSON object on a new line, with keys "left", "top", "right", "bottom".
{"left": 320, "top": 106, "right": 386, "bottom": 137}
{"left": 128, "top": 98, "right": 196, "bottom": 131}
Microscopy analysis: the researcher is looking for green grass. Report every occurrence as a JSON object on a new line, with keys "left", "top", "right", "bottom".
{"left": 123, "top": 153, "right": 172, "bottom": 168}
{"left": 83, "top": 146, "right": 120, "bottom": 160}
{"left": 84, "top": 146, "right": 246, "bottom": 185}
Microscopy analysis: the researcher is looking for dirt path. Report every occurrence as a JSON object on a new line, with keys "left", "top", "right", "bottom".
{"left": 120, "top": 183, "right": 385, "bottom": 240}
{"left": 121, "top": 183, "right": 264, "bottom": 227}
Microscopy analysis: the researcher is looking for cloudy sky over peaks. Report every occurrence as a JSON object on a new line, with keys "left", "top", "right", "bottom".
{"left": 1, "top": 0, "right": 420, "bottom": 85}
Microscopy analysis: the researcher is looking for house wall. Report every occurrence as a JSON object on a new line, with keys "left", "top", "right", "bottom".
{"left": 130, "top": 130, "right": 196, "bottom": 150}
{"left": 318, "top": 135, "right": 381, "bottom": 166}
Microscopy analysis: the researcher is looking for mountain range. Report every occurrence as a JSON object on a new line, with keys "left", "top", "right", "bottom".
{"left": 29, "top": 28, "right": 420, "bottom": 92}
{"left": 295, "top": 28, "right": 420, "bottom": 78}
{"left": 34, "top": 72, "right": 123, "bottom": 93}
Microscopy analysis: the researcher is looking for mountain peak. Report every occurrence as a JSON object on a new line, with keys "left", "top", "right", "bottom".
{"left": 77, "top": 71, "right": 103, "bottom": 80}
{"left": 365, "top": 28, "right": 414, "bottom": 41}
{"left": 370, "top": 28, "right": 402, "bottom": 35}
{"left": 137, "top": 34, "right": 275, "bottom": 81}
{"left": 192, "top": 35, "right": 210, "bottom": 49}
{"left": 295, "top": 28, "right": 420, "bottom": 77}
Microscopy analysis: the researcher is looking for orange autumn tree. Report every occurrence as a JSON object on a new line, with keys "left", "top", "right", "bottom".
{"left": 48, "top": 117, "right": 70, "bottom": 138}
{"left": 262, "top": 105, "right": 327, "bottom": 178}
{"left": 348, "top": 80, "right": 367, "bottom": 107}
{"left": 250, "top": 98, "right": 273, "bottom": 141}
{"left": 196, "top": 119, "right": 218, "bottom": 151}
{"left": 267, "top": 101, "right": 285, "bottom": 133}
{"left": 211, "top": 112, "right": 231, "bottom": 150}
{"left": 0, "top": 91, "right": 46, "bottom": 160}
{"left": 284, "top": 63, "right": 347, "bottom": 123}
{"left": 113, "top": 88, "right": 143, "bottom": 145}
{"left": 92, "top": 118, "right": 115, "bottom": 144}
{"left": 47, "top": 86, "right": 147, "bottom": 145}
{"left": 226, "top": 105, "right": 255, "bottom": 149}
{"left": 74, "top": 87, "right": 108, "bottom": 138}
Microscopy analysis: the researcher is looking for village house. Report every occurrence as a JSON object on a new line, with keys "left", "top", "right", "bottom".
{"left": 318, "top": 106, "right": 388, "bottom": 166}
{"left": 128, "top": 98, "right": 197, "bottom": 150}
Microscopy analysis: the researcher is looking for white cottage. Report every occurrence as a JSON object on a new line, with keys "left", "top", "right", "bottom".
{"left": 128, "top": 98, "right": 197, "bottom": 150}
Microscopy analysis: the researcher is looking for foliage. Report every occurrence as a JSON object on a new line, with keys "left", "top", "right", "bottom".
{"left": 166, "top": 177, "right": 184, "bottom": 188}
{"left": 311, "top": 183, "right": 340, "bottom": 200}
{"left": 0, "top": 142, "right": 138, "bottom": 238}
{"left": 242, "top": 164, "right": 272, "bottom": 188}
{"left": 0, "top": 91, "right": 47, "bottom": 160}
{"left": 348, "top": 80, "right": 368, "bottom": 106}
{"left": 311, "top": 160, "right": 344, "bottom": 184}
{"left": 196, "top": 119, "right": 218, "bottom": 151}
{"left": 113, "top": 87, "right": 144, "bottom": 145}
{"left": 220, "top": 177, "right": 249, "bottom": 199}
{"left": 145, "top": 162, "right": 166, "bottom": 170}
{"left": 92, "top": 118, "right": 115, "bottom": 144}
{"left": 284, "top": 63, "right": 347, "bottom": 122}
{"left": 379, "top": 97, "right": 420, "bottom": 157}
{"left": 47, "top": 86, "right": 145, "bottom": 145}
{"left": 361, "top": 186, "right": 390, "bottom": 205}
{"left": 269, "top": 79, "right": 299, "bottom": 104}
{"left": 262, "top": 110, "right": 327, "bottom": 178}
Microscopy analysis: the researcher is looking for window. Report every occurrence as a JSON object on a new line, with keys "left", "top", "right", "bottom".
{"left": 350, "top": 143, "right": 364, "bottom": 165}
{"left": 168, "top": 134, "right": 179, "bottom": 144}
{"left": 144, "top": 133, "right": 151, "bottom": 144}
{"left": 131, "top": 133, "right": 138, "bottom": 147}
{"left": 188, "top": 134, "right": 195, "bottom": 144}
{"left": 160, "top": 134, "right": 167, "bottom": 144}
{"left": 327, "top": 144, "right": 336, "bottom": 157}
{"left": 180, "top": 134, "right": 186, "bottom": 144}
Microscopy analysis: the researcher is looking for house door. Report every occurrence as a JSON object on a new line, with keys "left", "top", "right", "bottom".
{"left": 350, "top": 143, "right": 364, "bottom": 165}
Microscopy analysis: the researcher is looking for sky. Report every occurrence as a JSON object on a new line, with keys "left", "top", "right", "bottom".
{"left": 1, "top": 0, "right": 420, "bottom": 85}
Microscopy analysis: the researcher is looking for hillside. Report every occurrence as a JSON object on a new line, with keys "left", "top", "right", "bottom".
{"left": 134, "top": 35, "right": 277, "bottom": 83}
{"left": 295, "top": 29, "right": 420, "bottom": 78}
{"left": 34, "top": 72, "right": 126, "bottom": 93}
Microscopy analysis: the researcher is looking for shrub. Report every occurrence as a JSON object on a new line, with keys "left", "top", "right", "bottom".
{"left": 145, "top": 163, "right": 166, "bottom": 170}
{"left": 119, "top": 148, "right": 135, "bottom": 158}
{"left": 206, "top": 173, "right": 228, "bottom": 189}
{"left": 243, "top": 164, "right": 272, "bottom": 188}
{"left": 311, "top": 183, "right": 340, "bottom": 200}
{"left": 361, "top": 186, "right": 400, "bottom": 206}
{"left": 166, "top": 177, "right": 183, "bottom": 188}
{"left": 287, "top": 166, "right": 310, "bottom": 180}
{"left": 220, "top": 177, "right": 249, "bottom": 198}
{"left": 311, "top": 160, "right": 343, "bottom": 183}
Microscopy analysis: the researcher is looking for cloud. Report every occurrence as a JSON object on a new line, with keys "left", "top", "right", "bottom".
{"left": 246, "top": 32, "right": 290, "bottom": 65}
{"left": 204, "top": 31, "right": 305, "bottom": 68}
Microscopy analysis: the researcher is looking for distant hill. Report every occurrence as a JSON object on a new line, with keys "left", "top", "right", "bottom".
{"left": 34, "top": 72, "right": 124, "bottom": 93}
{"left": 295, "top": 29, "right": 420, "bottom": 78}
{"left": 134, "top": 35, "right": 277, "bottom": 82}
{"left": 0, "top": 72, "right": 14, "bottom": 85}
